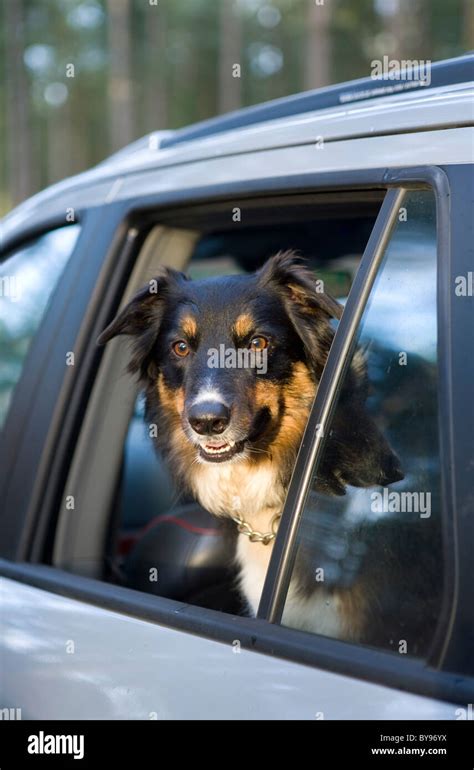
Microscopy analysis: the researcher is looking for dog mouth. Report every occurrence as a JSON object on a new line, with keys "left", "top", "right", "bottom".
{"left": 198, "top": 439, "right": 246, "bottom": 463}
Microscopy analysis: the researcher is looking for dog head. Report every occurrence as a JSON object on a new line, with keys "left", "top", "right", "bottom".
{"left": 98, "top": 251, "right": 402, "bottom": 498}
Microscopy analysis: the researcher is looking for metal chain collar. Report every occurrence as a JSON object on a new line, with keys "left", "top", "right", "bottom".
{"left": 230, "top": 511, "right": 281, "bottom": 545}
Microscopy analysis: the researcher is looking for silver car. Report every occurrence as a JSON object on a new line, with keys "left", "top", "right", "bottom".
{"left": 0, "top": 54, "right": 473, "bottom": 720}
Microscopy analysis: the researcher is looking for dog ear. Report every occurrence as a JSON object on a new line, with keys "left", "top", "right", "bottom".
{"left": 259, "top": 250, "right": 343, "bottom": 375}
{"left": 97, "top": 284, "right": 162, "bottom": 346}
{"left": 97, "top": 267, "right": 186, "bottom": 378}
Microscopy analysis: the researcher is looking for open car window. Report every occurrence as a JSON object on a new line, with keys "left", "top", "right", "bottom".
{"left": 105, "top": 202, "right": 379, "bottom": 612}
{"left": 52, "top": 193, "right": 384, "bottom": 618}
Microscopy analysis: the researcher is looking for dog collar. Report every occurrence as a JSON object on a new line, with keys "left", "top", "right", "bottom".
{"left": 230, "top": 511, "right": 281, "bottom": 545}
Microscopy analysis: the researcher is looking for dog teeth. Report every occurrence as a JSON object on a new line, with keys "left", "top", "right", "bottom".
{"left": 204, "top": 441, "right": 234, "bottom": 454}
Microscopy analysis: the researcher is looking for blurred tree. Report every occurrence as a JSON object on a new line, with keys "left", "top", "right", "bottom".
{"left": 376, "top": 0, "right": 427, "bottom": 61}
{"left": 106, "top": 0, "right": 134, "bottom": 151}
{"left": 464, "top": 0, "right": 474, "bottom": 51}
{"left": 380, "top": 0, "right": 405, "bottom": 61}
{"left": 4, "top": 0, "right": 33, "bottom": 206}
{"left": 304, "top": 0, "right": 332, "bottom": 90}
{"left": 218, "top": 0, "right": 242, "bottom": 113}
{"left": 0, "top": 0, "right": 472, "bottom": 216}
{"left": 143, "top": 2, "right": 169, "bottom": 131}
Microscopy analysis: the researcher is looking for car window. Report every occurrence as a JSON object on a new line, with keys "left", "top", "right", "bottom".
{"left": 280, "top": 190, "right": 442, "bottom": 659}
{"left": 58, "top": 198, "right": 383, "bottom": 612}
{"left": 0, "top": 225, "right": 81, "bottom": 429}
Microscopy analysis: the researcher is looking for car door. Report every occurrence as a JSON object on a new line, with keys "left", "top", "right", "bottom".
{"left": 0, "top": 155, "right": 472, "bottom": 720}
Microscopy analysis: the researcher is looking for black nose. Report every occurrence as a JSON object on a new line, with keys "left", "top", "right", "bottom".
{"left": 380, "top": 453, "right": 404, "bottom": 486}
{"left": 188, "top": 401, "right": 230, "bottom": 436}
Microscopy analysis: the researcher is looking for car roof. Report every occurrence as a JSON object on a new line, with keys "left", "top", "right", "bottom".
{"left": 143, "top": 53, "right": 474, "bottom": 149}
{"left": 2, "top": 55, "right": 473, "bottom": 243}
{"left": 97, "top": 54, "right": 473, "bottom": 169}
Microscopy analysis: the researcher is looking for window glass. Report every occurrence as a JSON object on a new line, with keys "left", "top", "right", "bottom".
{"left": 282, "top": 190, "right": 442, "bottom": 659}
{"left": 0, "top": 225, "right": 80, "bottom": 428}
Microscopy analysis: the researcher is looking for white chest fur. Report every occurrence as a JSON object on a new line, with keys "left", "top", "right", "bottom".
{"left": 235, "top": 530, "right": 343, "bottom": 639}
{"left": 236, "top": 533, "right": 273, "bottom": 614}
{"left": 191, "top": 459, "right": 344, "bottom": 639}
{"left": 191, "top": 460, "right": 284, "bottom": 519}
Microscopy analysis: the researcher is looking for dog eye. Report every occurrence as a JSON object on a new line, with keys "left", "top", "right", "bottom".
{"left": 249, "top": 336, "right": 268, "bottom": 351}
{"left": 172, "top": 340, "right": 190, "bottom": 358}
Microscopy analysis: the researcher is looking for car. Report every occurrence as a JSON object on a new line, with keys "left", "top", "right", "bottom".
{"left": 0, "top": 54, "right": 473, "bottom": 720}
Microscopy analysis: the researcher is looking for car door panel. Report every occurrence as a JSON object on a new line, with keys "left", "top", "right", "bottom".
{"left": 0, "top": 578, "right": 458, "bottom": 720}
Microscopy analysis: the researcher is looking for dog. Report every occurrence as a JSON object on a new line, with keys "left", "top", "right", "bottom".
{"left": 98, "top": 251, "right": 438, "bottom": 649}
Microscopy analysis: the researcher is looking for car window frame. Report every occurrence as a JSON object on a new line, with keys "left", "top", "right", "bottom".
{"left": 0, "top": 164, "right": 472, "bottom": 704}
{"left": 0, "top": 205, "right": 133, "bottom": 559}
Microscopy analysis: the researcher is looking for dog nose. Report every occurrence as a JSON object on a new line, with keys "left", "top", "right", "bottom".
{"left": 379, "top": 453, "right": 404, "bottom": 486}
{"left": 188, "top": 401, "right": 230, "bottom": 435}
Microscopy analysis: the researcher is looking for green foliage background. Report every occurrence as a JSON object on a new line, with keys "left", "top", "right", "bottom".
{"left": 0, "top": 0, "right": 472, "bottom": 215}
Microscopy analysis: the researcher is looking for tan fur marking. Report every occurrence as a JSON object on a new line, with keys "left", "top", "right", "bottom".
{"left": 233, "top": 313, "right": 255, "bottom": 339}
{"left": 254, "top": 379, "right": 280, "bottom": 418}
{"left": 157, "top": 374, "right": 185, "bottom": 417}
{"left": 271, "top": 361, "right": 316, "bottom": 465}
{"left": 181, "top": 316, "right": 198, "bottom": 339}
{"left": 335, "top": 582, "right": 369, "bottom": 642}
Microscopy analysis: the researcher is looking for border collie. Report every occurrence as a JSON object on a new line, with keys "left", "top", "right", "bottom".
{"left": 98, "top": 251, "right": 407, "bottom": 642}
